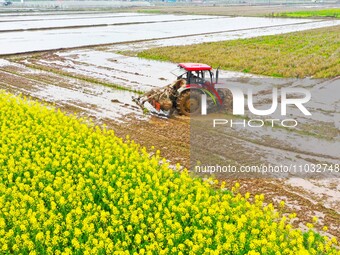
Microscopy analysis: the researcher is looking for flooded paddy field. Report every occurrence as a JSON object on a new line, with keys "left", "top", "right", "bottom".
{"left": 1, "top": 12, "right": 340, "bottom": 55}
{"left": 0, "top": 13, "right": 221, "bottom": 32}
{"left": 0, "top": 11, "right": 339, "bottom": 238}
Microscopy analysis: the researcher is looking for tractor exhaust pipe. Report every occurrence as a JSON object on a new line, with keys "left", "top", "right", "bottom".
{"left": 215, "top": 67, "right": 219, "bottom": 83}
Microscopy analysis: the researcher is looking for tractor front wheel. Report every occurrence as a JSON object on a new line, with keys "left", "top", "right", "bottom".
{"left": 176, "top": 90, "right": 201, "bottom": 116}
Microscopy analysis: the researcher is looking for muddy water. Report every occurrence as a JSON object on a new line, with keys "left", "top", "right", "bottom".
{"left": 52, "top": 50, "right": 177, "bottom": 91}
{"left": 0, "top": 12, "right": 148, "bottom": 22}
{"left": 0, "top": 14, "right": 222, "bottom": 32}
{"left": 0, "top": 59, "right": 145, "bottom": 122}
{"left": 2, "top": 13, "right": 339, "bottom": 55}
{"left": 106, "top": 20, "right": 340, "bottom": 51}
{"left": 35, "top": 85, "right": 143, "bottom": 121}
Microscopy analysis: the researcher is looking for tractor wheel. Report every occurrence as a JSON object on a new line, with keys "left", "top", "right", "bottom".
{"left": 176, "top": 90, "right": 201, "bottom": 116}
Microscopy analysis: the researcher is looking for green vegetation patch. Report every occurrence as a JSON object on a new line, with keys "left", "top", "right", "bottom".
{"left": 137, "top": 9, "right": 163, "bottom": 14}
{"left": 276, "top": 9, "right": 340, "bottom": 18}
{"left": 138, "top": 26, "right": 340, "bottom": 78}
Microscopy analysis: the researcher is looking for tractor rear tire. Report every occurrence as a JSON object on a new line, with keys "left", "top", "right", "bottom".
{"left": 176, "top": 90, "right": 201, "bottom": 116}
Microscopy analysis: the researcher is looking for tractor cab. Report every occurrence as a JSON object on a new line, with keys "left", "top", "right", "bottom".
{"left": 173, "top": 63, "right": 219, "bottom": 86}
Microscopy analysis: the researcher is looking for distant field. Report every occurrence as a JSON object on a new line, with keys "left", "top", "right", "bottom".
{"left": 276, "top": 8, "right": 340, "bottom": 18}
{"left": 138, "top": 25, "right": 340, "bottom": 78}
{"left": 131, "top": 6, "right": 340, "bottom": 17}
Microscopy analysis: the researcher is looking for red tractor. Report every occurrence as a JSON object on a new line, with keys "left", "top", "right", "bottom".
{"left": 134, "top": 63, "right": 229, "bottom": 117}
{"left": 175, "top": 63, "right": 224, "bottom": 116}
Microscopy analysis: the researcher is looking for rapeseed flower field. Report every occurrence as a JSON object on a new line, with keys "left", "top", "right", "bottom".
{"left": 0, "top": 91, "right": 338, "bottom": 255}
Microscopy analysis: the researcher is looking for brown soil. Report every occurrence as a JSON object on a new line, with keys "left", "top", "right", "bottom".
{"left": 105, "top": 115, "right": 190, "bottom": 168}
